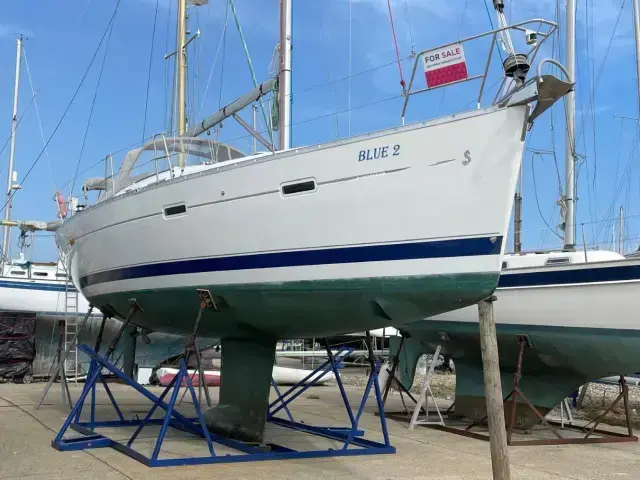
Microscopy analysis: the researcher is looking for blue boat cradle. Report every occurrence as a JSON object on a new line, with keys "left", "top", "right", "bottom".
{"left": 52, "top": 343, "right": 396, "bottom": 466}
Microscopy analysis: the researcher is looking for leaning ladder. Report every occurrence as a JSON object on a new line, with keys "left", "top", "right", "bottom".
{"left": 408, "top": 345, "right": 445, "bottom": 429}
{"left": 63, "top": 281, "right": 79, "bottom": 381}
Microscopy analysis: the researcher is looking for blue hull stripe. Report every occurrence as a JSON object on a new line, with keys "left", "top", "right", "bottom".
{"left": 79, "top": 235, "right": 503, "bottom": 289}
{"left": 499, "top": 263, "right": 640, "bottom": 288}
{"left": 0, "top": 280, "right": 73, "bottom": 293}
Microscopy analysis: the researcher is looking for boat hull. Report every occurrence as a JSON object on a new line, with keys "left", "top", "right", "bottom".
{"left": 392, "top": 258, "right": 640, "bottom": 427}
{"left": 57, "top": 105, "right": 527, "bottom": 441}
{"left": 0, "top": 277, "right": 90, "bottom": 315}
{"left": 57, "top": 106, "right": 527, "bottom": 339}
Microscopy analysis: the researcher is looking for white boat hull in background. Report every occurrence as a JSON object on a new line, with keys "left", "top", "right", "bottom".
{"left": 0, "top": 276, "right": 91, "bottom": 315}
{"left": 155, "top": 365, "right": 335, "bottom": 386}
{"left": 391, "top": 252, "right": 640, "bottom": 426}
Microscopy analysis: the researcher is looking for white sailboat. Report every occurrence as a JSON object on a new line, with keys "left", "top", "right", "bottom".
{"left": 390, "top": 0, "right": 640, "bottom": 428}
{"left": 55, "top": 0, "right": 571, "bottom": 441}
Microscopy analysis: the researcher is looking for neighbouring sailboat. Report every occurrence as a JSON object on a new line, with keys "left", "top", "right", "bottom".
{"left": 55, "top": 0, "right": 571, "bottom": 441}
{"left": 0, "top": 37, "right": 212, "bottom": 383}
{"left": 389, "top": 0, "right": 640, "bottom": 427}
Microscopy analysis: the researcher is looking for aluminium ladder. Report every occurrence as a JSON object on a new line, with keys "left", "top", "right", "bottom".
{"left": 63, "top": 279, "right": 80, "bottom": 381}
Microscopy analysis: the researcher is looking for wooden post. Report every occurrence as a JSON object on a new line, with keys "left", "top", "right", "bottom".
{"left": 478, "top": 297, "right": 511, "bottom": 480}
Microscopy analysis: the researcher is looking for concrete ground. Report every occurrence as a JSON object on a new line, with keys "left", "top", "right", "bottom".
{"left": 1, "top": 382, "right": 640, "bottom": 480}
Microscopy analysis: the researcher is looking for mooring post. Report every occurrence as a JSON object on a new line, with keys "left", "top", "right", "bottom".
{"left": 478, "top": 296, "right": 511, "bottom": 480}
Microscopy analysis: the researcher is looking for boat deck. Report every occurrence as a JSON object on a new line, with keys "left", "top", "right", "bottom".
{"left": 1, "top": 382, "right": 639, "bottom": 479}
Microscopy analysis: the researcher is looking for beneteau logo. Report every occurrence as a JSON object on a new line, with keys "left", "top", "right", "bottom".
{"left": 462, "top": 150, "right": 471, "bottom": 166}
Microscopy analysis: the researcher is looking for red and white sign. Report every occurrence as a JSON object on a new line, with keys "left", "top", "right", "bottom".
{"left": 423, "top": 43, "right": 468, "bottom": 88}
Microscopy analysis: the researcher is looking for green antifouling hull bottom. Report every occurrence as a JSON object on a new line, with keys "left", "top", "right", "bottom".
{"left": 84, "top": 273, "right": 500, "bottom": 440}
{"left": 390, "top": 323, "right": 640, "bottom": 428}
{"left": 203, "top": 337, "right": 277, "bottom": 442}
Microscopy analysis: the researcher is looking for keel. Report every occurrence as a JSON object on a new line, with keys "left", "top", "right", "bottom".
{"left": 203, "top": 337, "right": 277, "bottom": 442}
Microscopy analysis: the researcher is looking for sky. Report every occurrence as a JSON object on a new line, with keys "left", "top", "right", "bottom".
{"left": 0, "top": 0, "right": 638, "bottom": 261}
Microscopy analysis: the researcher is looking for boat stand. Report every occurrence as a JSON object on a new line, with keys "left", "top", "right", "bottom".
{"left": 379, "top": 336, "right": 422, "bottom": 415}
{"left": 52, "top": 336, "right": 395, "bottom": 466}
{"left": 177, "top": 289, "right": 216, "bottom": 408}
{"left": 378, "top": 337, "right": 438, "bottom": 422}
{"left": 35, "top": 306, "right": 95, "bottom": 410}
{"left": 430, "top": 336, "right": 638, "bottom": 446}
{"left": 408, "top": 345, "right": 445, "bottom": 429}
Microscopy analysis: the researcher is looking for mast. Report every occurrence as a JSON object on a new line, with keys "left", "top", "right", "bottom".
{"left": 634, "top": 0, "right": 640, "bottom": 113}
{"left": 176, "top": 0, "right": 188, "bottom": 169}
{"left": 564, "top": 0, "right": 576, "bottom": 249}
{"left": 278, "top": 0, "right": 292, "bottom": 151}
{"left": 2, "top": 35, "right": 23, "bottom": 268}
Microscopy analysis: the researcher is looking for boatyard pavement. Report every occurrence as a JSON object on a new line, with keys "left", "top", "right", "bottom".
{"left": 1, "top": 383, "right": 639, "bottom": 480}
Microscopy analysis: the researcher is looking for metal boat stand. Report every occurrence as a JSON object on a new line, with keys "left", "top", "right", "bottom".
{"left": 104, "top": 299, "right": 143, "bottom": 361}
{"left": 36, "top": 299, "right": 142, "bottom": 411}
{"left": 35, "top": 306, "right": 94, "bottom": 410}
{"left": 380, "top": 336, "right": 418, "bottom": 413}
{"left": 430, "top": 336, "right": 638, "bottom": 446}
{"left": 177, "top": 289, "right": 216, "bottom": 407}
{"left": 408, "top": 344, "right": 445, "bottom": 429}
{"left": 377, "top": 336, "right": 434, "bottom": 421}
{"left": 51, "top": 335, "right": 395, "bottom": 466}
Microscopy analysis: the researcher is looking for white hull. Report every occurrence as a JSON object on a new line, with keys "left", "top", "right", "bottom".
{"left": 56, "top": 105, "right": 527, "bottom": 337}
{"left": 0, "top": 272, "right": 91, "bottom": 316}
{"left": 432, "top": 255, "right": 640, "bottom": 330}
{"left": 156, "top": 365, "right": 335, "bottom": 385}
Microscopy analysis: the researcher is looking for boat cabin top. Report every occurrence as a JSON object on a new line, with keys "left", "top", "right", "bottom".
{"left": 502, "top": 250, "right": 624, "bottom": 270}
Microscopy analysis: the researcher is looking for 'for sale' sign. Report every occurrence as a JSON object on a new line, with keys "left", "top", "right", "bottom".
{"left": 423, "top": 43, "right": 468, "bottom": 88}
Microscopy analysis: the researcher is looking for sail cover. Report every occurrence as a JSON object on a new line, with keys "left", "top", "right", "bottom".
{"left": 87, "top": 137, "right": 245, "bottom": 198}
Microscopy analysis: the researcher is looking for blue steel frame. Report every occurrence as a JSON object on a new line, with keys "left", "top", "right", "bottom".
{"left": 52, "top": 344, "right": 395, "bottom": 467}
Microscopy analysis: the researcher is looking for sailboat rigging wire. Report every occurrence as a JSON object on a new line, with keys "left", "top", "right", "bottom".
{"left": 595, "top": 125, "right": 640, "bottom": 240}
{"left": 60, "top": 90, "right": 405, "bottom": 192}
{"left": 531, "top": 152, "right": 563, "bottom": 240}
{"left": 538, "top": 203, "right": 559, "bottom": 248}
{"left": 576, "top": 0, "right": 598, "bottom": 241}
{"left": 142, "top": 0, "right": 160, "bottom": 145}
{"left": 603, "top": 125, "right": 640, "bottom": 235}
{"left": 0, "top": 90, "right": 38, "bottom": 176}
{"left": 70, "top": 8, "right": 118, "bottom": 197}
{"left": 386, "top": 0, "right": 406, "bottom": 93}
{"left": 0, "top": 0, "right": 94, "bottom": 175}
{"left": 0, "top": 0, "right": 123, "bottom": 218}
{"left": 438, "top": 0, "right": 473, "bottom": 116}
{"left": 574, "top": 0, "right": 626, "bottom": 142}
{"left": 218, "top": 0, "right": 229, "bottom": 112}
{"left": 457, "top": 0, "right": 469, "bottom": 39}
{"left": 516, "top": 211, "right": 640, "bottom": 236}
{"left": 482, "top": 0, "right": 503, "bottom": 62}
{"left": 294, "top": 57, "right": 410, "bottom": 97}
{"left": 22, "top": 48, "right": 60, "bottom": 217}
{"left": 228, "top": 0, "right": 273, "bottom": 145}
{"left": 198, "top": 2, "right": 229, "bottom": 118}
{"left": 319, "top": 10, "right": 340, "bottom": 139}
{"left": 403, "top": 0, "right": 415, "bottom": 55}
